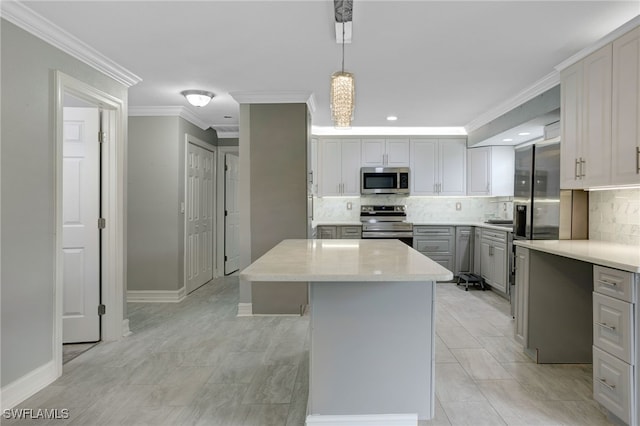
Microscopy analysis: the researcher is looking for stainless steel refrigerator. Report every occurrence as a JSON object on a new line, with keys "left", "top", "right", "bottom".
{"left": 513, "top": 139, "right": 562, "bottom": 241}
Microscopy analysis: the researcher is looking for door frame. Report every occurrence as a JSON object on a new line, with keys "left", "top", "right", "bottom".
{"left": 54, "top": 71, "right": 126, "bottom": 377}
{"left": 216, "top": 146, "right": 239, "bottom": 275}
{"left": 184, "top": 134, "right": 217, "bottom": 287}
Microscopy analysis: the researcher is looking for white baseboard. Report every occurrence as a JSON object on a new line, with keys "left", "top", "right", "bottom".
{"left": 306, "top": 414, "right": 417, "bottom": 426}
{"left": 0, "top": 360, "right": 58, "bottom": 410}
{"left": 127, "top": 287, "right": 186, "bottom": 303}
{"left": 237, "top": 302, "right": 253, "bottom": 316}
{"left": 121, "top": 318, "right": 132, "bottom": 337}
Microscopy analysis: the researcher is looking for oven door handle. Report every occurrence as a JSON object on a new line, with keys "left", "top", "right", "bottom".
{"left": 362, "top": 232, "right": 414, "bottom": 238}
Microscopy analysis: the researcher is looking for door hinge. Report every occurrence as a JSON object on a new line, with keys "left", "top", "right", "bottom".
{"left": 98, "top": 304, "right": 106, "bottom": 316}
{"left": 98, "top": 132, "right": 106, "bottom": 144}
{"left": 224, "top": 255, "right": 228, "bottom": 261}
{"left": 225, "top": 164, "right": 228, "bottom": 171}
{"left": 98, "top": 218, "right": 106, "bottom": 229}
{"left": 225, "top": 210, "right": 228, "bottom": 217}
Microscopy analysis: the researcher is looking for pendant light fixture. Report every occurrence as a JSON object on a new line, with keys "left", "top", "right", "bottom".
{"left": 330, "top": 2, "right": 354, "bottom": 128}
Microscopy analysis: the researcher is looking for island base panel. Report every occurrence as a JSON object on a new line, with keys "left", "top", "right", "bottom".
{"left": 308, "top": 280, "right": 435, "bottom": 420}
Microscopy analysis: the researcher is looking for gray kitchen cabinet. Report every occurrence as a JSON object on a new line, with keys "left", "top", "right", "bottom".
{"left": 473, "top": 227, "right": 482, "bottom": 275}
{"left": 455, "top": 227, "right": 473, "bottom": 275}
{"left": 514, "top": 246, "right": 530, "bottom": 347}
{"left": 480, "top": 229, "right": 509, "bottom": 294}
{"left": 592, "top": 265, "right": 638, "bottom": 425}
{"left": 339, "top": 226, "right": 362, "bottom": 239}
{"left": 316, "top": 225, "right": 361, "bottom": 239}
{"left": 413, "top": 226, "right": 455, "bottom": 273}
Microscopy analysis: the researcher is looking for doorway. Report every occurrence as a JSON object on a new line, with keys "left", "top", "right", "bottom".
{"left": 54, "top": 71, "right": 126, "bottom": 376}
{"left": 224, "top": 153, "right": 240, "bottom": 275}
{"left": 185, "top": 135, "right": 216, "bottom": 294}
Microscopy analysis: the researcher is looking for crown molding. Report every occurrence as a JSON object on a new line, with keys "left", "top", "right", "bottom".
{"left": 229, "top": 90, "right": 316, "bottom": 113}
{"left": 1, "top": 1, "right": 142, "bottom": 87}
{"left": 464, "top": 71, "right": 560, "bottom": 133}
{"left": 216, "top": 131, "right": 240, "bottom": 139}
{"left": 555, "top": 16, "right": 640, "bottom": 72}
{"left": 128, "top": 106, "right": 210, "bottom": 130}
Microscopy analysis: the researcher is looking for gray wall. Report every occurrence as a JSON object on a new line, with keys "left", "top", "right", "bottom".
{"left": 1, "top": 20, "right": 128, "bottom": 386}
{"left": 127, "top": 116, "right": 217, "bottom": 292}
{"left": 239, "top": 103, "right": 309, "bottom": 314}
{"left": 217, "top": 137, "right": 239, "bottom": 147}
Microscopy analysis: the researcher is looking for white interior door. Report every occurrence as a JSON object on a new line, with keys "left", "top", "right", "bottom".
{"left": 186, "top": 142, "right": 214, "bottom": 293}
{"left": 224, "top": 154, "right": 240, "bottom": 274}
{"left": 62, "top": 107, "right": 100, "bottom": 343}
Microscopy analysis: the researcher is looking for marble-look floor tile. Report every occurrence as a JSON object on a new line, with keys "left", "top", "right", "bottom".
{"left": 451, "top": 348, "right": 513, "bottom": 380}
{"left": 286, "top": 382, "right": 309, "bottom": 426}
{"left": 440, "top": 400, "right": 506, "bottom": 425}
{"left": 207, "top": 351, "right": 264, "bottom": 384}
{"left": 500, "top": 362, "right": 592, "bottom": 401}
{"left": 437, "top": 326, "right": 483, "bottom": 349}
{"left": 477, "top": 336, "right": 533, "bottom": 363}
{"left": 435, "top": 363, "right": 488, "bottom": 403}
{"left": 242, "top": 364, "right": 298, "bottom": 404}
{"left": 435, "top": 335, "right": 458, "bottom": 363}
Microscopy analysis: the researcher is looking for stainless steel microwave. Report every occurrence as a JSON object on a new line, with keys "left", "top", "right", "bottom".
{"left": 361, "top": 167, "right": 410, "bottom": 195}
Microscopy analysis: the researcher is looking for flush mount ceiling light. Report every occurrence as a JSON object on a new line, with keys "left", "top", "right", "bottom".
{"left": 386, "top": 116, "right": 398, "bottom": 121}
{"left": 330, "top": 0, "right": 355, "bottom": 128}
{"left": 181, "top": 90, "right": 214, "bottom": 107}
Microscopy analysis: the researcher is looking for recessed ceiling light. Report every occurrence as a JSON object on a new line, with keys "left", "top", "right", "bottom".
{"left": 386, "top": 116, "right": 398, "bottom": 121}
{"left": 518, "top": 132, "right": 531, "bottom": 136}
{"left": 503, "top": 138, "right": 513, "bottom": 142}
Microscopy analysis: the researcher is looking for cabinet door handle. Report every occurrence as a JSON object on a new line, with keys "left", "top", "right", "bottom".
{"left": 581, "top": 158, "right": 586, "bottom": 178}
{"left": 598, "top": 279, "right": 618, "bottom": 287}
{"left": 433, "top": 183, "right": 437, "bottom": 193}
{"left": 596, "top": 322, "right": 617, "bottom": 332}
{"left": 636, "top": 146, "right": 639, "bottom": 174}
{"left": 598, "top": 378, "right": 616, "bottom": 391}
{"left": 575, "top": 158, "right": 580, "bottom": 179}
{"left": 438, "top": 183, "right": 442, "bottom": 193}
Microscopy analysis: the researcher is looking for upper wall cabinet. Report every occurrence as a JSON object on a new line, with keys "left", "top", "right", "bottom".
{"left": 361, "top": 138, "right": 410, "bottom": 167}
{"left": 611, "top": 27, "right": 640, "bottom": 186}
{"left": 318, "top": 138, "right": 361, "bottom": 196}
{"left": 410, "top": 138, "right": 466, "bottom": 196}
{"left": 561, "top": 27, "right": 640, "bottom": 189}
{"left": 467, "top": 146, "right": 515, "bottom": 196}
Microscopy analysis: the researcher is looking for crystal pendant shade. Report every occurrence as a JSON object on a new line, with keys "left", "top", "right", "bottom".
{"left": 330, "top": 71, "right": 355, "bottom": 128}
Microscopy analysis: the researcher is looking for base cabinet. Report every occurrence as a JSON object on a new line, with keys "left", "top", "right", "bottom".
{"left": 316, "top": 225, "right": 362, "bottom": 239}
{"left": 413, "top": 226, "right": 455, "bottom": 272}
{"left": 514, "top": 247, "right": 530, "bottom": 347}
{"left": 480, "top": 229, "right": 509, "bottom": 294}
{"left": 592, "top": 265, "right": 638, "bottom": 425}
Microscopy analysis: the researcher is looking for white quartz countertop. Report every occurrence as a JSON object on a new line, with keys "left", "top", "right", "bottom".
{"left": 241, "top": 239, "right": 454, "bottom": 282}
{"left": 313, "top": 221, "right": 512, "bottom": 232}
{"left": 412, "top": 222, "right": 513, "bottom": 232}
{"left": 513, "top": 240, "right": 640, "bottom": 273}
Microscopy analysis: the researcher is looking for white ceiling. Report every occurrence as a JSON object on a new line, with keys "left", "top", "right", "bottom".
{"left": 16, "top": 1, "right": 640, "bottom": 137}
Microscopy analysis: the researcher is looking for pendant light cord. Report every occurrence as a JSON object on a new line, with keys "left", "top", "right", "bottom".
{"left": 341, "top": 22, "right": 345, "bottom": 73}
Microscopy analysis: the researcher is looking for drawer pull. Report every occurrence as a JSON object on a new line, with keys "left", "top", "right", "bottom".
{"left": 598, "top": 378, "right": 617, "bottom": 391}
{"left": 596, "top": 322, "right": 617, "bottom": 332}
{"left": 598, "top": 279, "right": 618, "bottom": 287}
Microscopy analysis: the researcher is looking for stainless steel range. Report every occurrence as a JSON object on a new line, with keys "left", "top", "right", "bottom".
{"left": 360, "top": 205, "right": 413, "bottom": 246}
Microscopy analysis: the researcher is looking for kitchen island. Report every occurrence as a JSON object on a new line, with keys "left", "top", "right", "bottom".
{"left": 241, "top": 239, "right": 452, "bottom": 424}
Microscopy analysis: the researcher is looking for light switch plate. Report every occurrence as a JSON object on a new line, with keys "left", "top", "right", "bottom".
{"left": 346, "top": 202, "right": 352, "bottom": 210}
{"left": 455, "top": 202, "right": 462, "bottom": 211}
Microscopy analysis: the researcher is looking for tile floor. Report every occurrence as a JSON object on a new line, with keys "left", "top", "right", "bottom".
{"left": 8, "top": 276, "right": 613, "bottom": 425}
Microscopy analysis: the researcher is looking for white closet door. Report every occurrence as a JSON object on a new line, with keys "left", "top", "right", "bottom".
{"left": 186, "top": 142, "right": 214, "bottom": 293}
{"left": 62, "top": 107, "right": 100, "bottom": 343}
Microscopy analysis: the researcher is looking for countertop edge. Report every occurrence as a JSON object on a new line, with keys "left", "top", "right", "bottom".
{"left": 514, "top": 240, "right": 640, "bottom": 273}
{"left": 240, "top": 272, "right": 454, "bottom": 282}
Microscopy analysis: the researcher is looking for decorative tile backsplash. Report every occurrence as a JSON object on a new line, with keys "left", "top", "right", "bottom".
{"left": 314, "top": 195, "right": 513, "bottom": 224}
{"left": 589, "top": 188, "right": 640, "bottom": 246}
